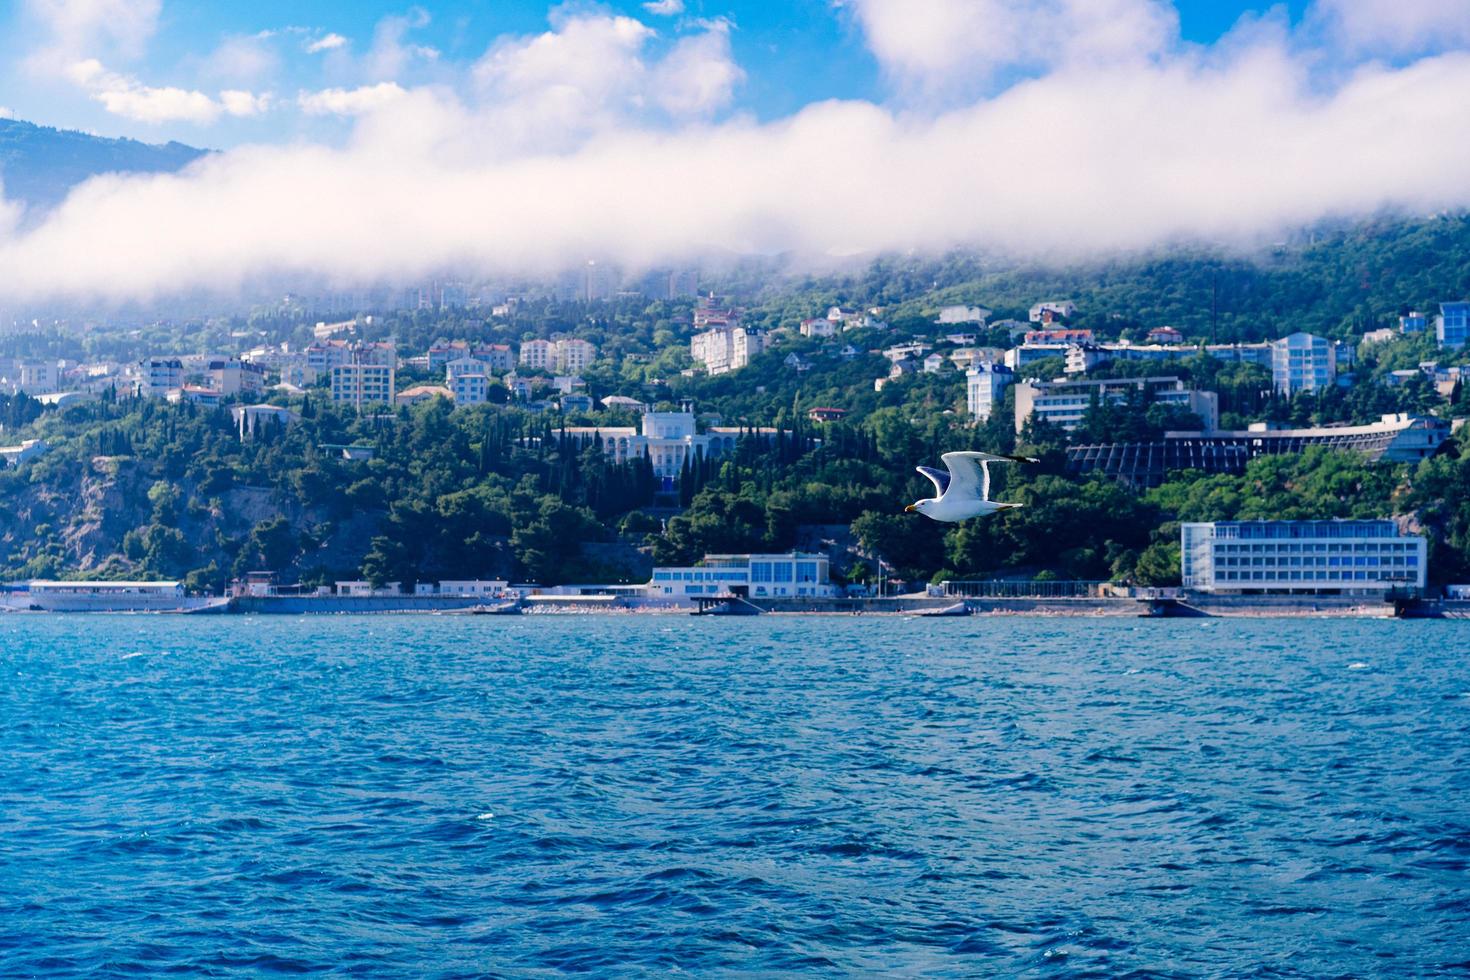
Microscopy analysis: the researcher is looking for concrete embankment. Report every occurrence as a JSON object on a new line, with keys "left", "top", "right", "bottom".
{"left": 230, "top": 595, "right": 491, "bottom": 614}
{"left": 754, "top": 595, "right": 1403, "bottom": 617}
{"left": 753, "top": 597, "right": 1146, "bottom": 616}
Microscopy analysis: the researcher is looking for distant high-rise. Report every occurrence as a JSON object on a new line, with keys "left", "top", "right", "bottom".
{"left": 1271, "top": 332, "right": 1336, "bottom": 395}
{"left": 1436, "top": 302, "right": 1470, "bottom": 350}
{"left": 966, "top": 362, "right": 1014, "bottom": 422}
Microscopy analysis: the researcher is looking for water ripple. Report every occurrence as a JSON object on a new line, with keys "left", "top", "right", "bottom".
{"left": 0, "top": 615, "right": 1467, "bottom": 976}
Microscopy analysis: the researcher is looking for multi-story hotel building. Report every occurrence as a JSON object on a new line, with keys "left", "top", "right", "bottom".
{"left": 330, "top": 363, "right": 396, "bottom": 409}
{"left": 966, "top": 362, "right": 1014, "bottom": 421}
{"left": 1271, "top": 332, "right": 1336, "bottom": 395}
{"left": 1181, "top": 520, "right": 1425, "bottom": 594}
{"left": 647, "top": 553, "right": 840, "bottom": 600}
{"left": 136, "top": 358, "right": 183, "bottom": 398}
{"left": 1013, "top": 376, "right": 1218, "bottom": 433}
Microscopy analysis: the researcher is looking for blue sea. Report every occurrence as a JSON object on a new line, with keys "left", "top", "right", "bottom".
{"left": 1, "top": 615, "right": 1468, "bottom": 977}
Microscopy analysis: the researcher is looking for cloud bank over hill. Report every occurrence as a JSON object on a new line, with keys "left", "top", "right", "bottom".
{"left": 3, "top": 0, "right": 1470, "bottom": 304}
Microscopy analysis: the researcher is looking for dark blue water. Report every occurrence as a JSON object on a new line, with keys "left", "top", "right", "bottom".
{"left": 1, "top": 615, "right": 1468, "bottom": 977}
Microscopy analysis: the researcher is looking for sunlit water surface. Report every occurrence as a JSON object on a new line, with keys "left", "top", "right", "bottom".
{"left": 1, "top": 615, "right": 1467, "bottom": 976}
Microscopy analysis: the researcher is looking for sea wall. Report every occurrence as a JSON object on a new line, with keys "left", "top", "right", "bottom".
{"left": 230, "top": 595, "right": 490, "bottom": 614}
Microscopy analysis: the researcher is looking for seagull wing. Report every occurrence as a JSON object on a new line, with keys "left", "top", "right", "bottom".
{"left": 915, "top": 466, "right": 950, "bottom": 496}
{"left": 941, "top": 451, "right": 1039, "bottom": 502}
{"left": 939, "top": 452, "right": 987, "bottom": 499}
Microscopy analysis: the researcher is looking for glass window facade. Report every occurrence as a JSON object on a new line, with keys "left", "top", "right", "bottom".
{"left": 1181, "top": 521, "right": 1425, "bottom": 593}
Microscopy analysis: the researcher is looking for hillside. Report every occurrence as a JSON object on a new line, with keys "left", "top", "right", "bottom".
{"left": 749, "top": 214, "right": 1470, "bottom": 345}
{"left": 0, "top": 117, "right": 206, "bottom": 212}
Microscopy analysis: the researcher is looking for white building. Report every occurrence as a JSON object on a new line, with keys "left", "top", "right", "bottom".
{"left": 1029, "top": 301, "right": 1077, "bottom": 322}
{"left": 1013, "top": 376, "right": 1218, "bottom": 433}
{"left": 9, "top": 360, "right": 59, "bottom": 395}
{"left": 937, "top": 305, "right": 991, "bottom": 325}
{"left": 445, "top": 356, "right": 488, "bottom": 382}
{"left": 966, "top": 362, "right": 1014, "bottom": 421}
{"left": 883, "top": 342, "right": 932, "bottom": 363}
{"left": 563, "top": 412, "right": 780, "bottom": 489}
{"left": 691, "top": 325, "right": 766, "bottom": 375}
{"left": 449, "top": 371, "right": 491, "bottom": 405}
{"left": 308, "top": 340, "right": 396, "bottom": 374}
{"left": 648, "top": 553, "right": 839, "bottom": 600}
{"left": 1181, "top": 520, "right": 1425, "bottom": 594}
{"left": 556, "top": 338, "right": 597, "bottom": 375}
{"left": 137, "top": 358, "right": 183, "bottom": 398}
{"left": 1003, "top": 344, "right": 1070, "bottom": 370}
{"left": 330, "top": 363, "right": 395, "bottom": 409}
{"left": 230, "top": 404, "right": 298, "bottom": 438}
{"left": 519, "top": 339, "right": 556, "bottom": 371}
{"left": 207, "top": 358, "right": 267, "bottom": 397}
{"left": 0, "top": 438, "right": 47, "bottom": 467}
{"left": 800, "top": 318, "right": 837, "bottom": 338}
{"left": 1271, "top": 332, "right": 1337, "bottom": 395}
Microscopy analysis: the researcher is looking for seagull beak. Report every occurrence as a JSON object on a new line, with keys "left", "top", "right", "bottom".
{"left": 904, "top": 504, "right": 917, "bottom": 513}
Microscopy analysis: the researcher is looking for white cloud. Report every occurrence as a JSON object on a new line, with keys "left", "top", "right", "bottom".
{"left": 306, "top": 33, "right": 349, "bottom": 54}
{"left": 67, "top": 57, "right": 269, "bottom": 124}
{"left": 471, "top": 12, "right": 742, "bottom": 145}
{"left": 5, "top": 36, "right": 1470, "bottom": 306}
{"left": 23, "top": 0, "right": 162, "bottom": 64}
{"left": 1313, "top": 0, "right": 1470, "bottom": 55}
{"left": 364, "top": 7, "right": 438, "bottom": 81}
{"left": 651, "top": 21, "right": 744, "bottom": 117}
{"left": 843, "top": 0, "right": 1178, "bottom": 93}
{"left": 643, "top": 0, "right": 685, "bottom": 15}
{"left": 94, "top": 84, "right": 221, "bottom": 124}
{"left": 220, "top": 90, "right": 272, "bottom": 117}
{"left": 297, "top": 82, "right": 408, "bottom": 116}
{"left": 0, "top": 107, "right": 15, "bottom": 119}
{"left": 4, "top": 6, "right": 1470, "bottom": 304}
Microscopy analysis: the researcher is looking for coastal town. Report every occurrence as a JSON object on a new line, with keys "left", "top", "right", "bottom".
{"left": 1, "top": 278, "right": 1468, "bottom": 614}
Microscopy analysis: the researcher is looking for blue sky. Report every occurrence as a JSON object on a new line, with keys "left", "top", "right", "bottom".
{"left": 0, "top": 0, "right": 1314, "bottom": 145}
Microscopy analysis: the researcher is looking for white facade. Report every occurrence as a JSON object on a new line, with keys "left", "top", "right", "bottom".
{"left": 966, "top": 363, "right": 1014, "bottom": 421}
{"left": 564, "top": 413, "right": 780, "bottom": 489}
{"left": 691, "top": 326, "right": 765, "bottom": 375}
{"left": 937, "top": 305, "right": 991, "bottom": 325}
{"left": 800, "top": 318, "right": 837, "bottom": 338}
{"left": 1271, "top": 332, "right": 1336, "bottom": 395}
{"left": 21, "top": 580, "right": 186, "bottom": 612}
{"left": 330, "top": 363, "right": 396, "bottom": 408}
{"left": 137, "top": 358, "right": 183, "bottom": 398}
{"left": 450, "top": 372, "right": 490, "bottom": 405}
{"left": 445, "top": 357, "right": 488, "bottom": 381}
{"left": 648, "top": 553, "right": 838, "bottom": 599}
{"left": 11, "top": 361, "right": 59, "bottom": 395}
{"left": 1029, "top": 301, "right": 1077, "bottom": 322}
{"left": 1181, "top": 520, "right": 1425, "bottom": 594}
{"left": 519, "top": 339, "right": 556, "bottom": 370}
{"left": 1014, "top": 376, "right": 1218, "bottom": 433}
{"left": 207, "top": 358, "right": 267, "bottom": 396}
{"left": 556, "top": 338, "right": 597, "bottom": 374}
{"left": 230, "top": 404, "right": 298, "bottom": 438}
{"left": 0, "top": 438, "right": 47, "bottom": 467}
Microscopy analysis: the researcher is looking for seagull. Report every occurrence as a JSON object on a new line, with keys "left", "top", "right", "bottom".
{"left": 905, "top": 451, "right": 1039, "bottom": 522}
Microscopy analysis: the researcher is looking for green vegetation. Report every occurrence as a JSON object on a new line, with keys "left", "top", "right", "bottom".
{"left": 2, "top": 213, "right": 1470, "bottom": 591}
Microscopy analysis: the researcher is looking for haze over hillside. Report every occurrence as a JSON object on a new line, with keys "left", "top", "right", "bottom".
{"left": 3, "top": 0, "right": 1470, "bottom": 307}
{"left": 0, "top": 117, "right": 205, "bottom": 213}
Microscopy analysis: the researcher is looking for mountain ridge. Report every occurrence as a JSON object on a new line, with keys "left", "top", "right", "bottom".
{"left": 0, "top": 116, "right": 208, "bottom": 212}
